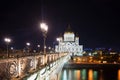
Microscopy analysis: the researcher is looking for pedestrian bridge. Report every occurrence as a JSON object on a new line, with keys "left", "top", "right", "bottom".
{"left": 0, "top": 53, "right": 71, "bottom": 80}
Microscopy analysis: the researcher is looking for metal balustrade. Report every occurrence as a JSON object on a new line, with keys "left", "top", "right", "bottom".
{"left": 0, "top": 52, "right": 69, "bottom": 80}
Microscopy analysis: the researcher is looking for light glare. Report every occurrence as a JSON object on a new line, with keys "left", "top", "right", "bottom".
{"left": 56, "top": 38, "right": 60, "bottom": 41}
{"left": 26, "top": 42, "right": 30, "bottom": 46}
{"left": 4, "top": 38, "right": 11, "bottom": 43}
{"left": 40, "top": 23, "right": 48, "bottom": 32}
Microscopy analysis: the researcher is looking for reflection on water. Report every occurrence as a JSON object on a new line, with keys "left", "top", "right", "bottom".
{"left": 93, "top": 71, "right": 98, "bottom": 80}
{"left": 81, "top": 69, "right": 87, "bottom": 80}
{"left": 59, "top": 68, "right": 119, "bottom": 80}
{"left": 62, "top": 70, "right": 67, "bottom": 80}
{"left": 99, "top": 70, "right": 103, "bottom": 80}
{"left": 88, "top": 69, "right": 93, "bottom": 80}
{"left": 118, "top": 69, "right": 120, "bottom": 80}
{"left": 76, "top": 70, "right": 80, "bottom": 80}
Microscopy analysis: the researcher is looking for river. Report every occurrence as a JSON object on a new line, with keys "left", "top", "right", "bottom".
{"left": 59, "top": 67, "right": 120, "bottom": 80}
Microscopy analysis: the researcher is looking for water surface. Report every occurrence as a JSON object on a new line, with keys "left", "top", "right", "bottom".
{"left": 59, "top": 68, "right": 120, "bottom": 80}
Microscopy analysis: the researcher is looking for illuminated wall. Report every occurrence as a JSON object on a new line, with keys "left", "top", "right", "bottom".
{"left": 64, "top": 32, "right": 75, "bottom": 41}
{"left": 55, "top": 30, "right": 83, "bottom": 56}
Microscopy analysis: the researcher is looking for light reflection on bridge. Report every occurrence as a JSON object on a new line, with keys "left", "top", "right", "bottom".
{"left": 0, "top": 52, "right": 70, "bottom": 80}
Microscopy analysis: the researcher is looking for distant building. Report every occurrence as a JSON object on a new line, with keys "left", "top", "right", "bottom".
{"left": 55, "top": 26, "right": 83, "bottom": 56}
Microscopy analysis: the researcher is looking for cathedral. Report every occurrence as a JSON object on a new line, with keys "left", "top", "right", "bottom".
{"left": 55, "top": 26, "right": 83, "bottom": 56}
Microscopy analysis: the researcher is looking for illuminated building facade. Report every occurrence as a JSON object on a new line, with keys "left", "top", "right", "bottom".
{"left": 55, "top": 26, "right": 83, "bottom": 56}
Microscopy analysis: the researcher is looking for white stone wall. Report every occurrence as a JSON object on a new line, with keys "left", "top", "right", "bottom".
{"left": 55, "top": 31, "right": 83, "bottom": 56}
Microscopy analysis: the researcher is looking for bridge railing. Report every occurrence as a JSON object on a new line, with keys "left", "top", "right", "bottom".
{"left": 0, "top": 52, "right": 68, "bottom": 80}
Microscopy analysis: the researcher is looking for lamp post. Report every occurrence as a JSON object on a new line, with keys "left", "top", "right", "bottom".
{"left": 37, "top": 45, "right": 40, "bottom": 53}
{"left": 4, "top": 38, "right": 11, "bottom": 58}
{"left": 40, "top": 22, "right": 48, "bottom": 65}
{"left": 10, "top": 47, "right": 13, "bottom": 50}
{"left": 40, "top": 23, "right": 48, "bottom": 55}
{"left": 48, "top": 46, "right": 51, "bottom": 53}
{"left": 26, "top": 42, "right": 30, "bottom": 55}
{"left": 11, "top": 47, "right": 14, "bottom": 53}
{"left": 56, "top": 38, "right": 60, "bottom": 53}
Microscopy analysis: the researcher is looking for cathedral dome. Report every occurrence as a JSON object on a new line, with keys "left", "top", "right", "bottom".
{"left": 64, "top": 25, "right": 75, "bottom": 41}
{"left": 64, "top": 25, "right": 74, "bottom": 34}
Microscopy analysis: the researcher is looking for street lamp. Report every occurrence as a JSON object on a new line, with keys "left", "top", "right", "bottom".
{"left": 56, "top": 38, "right": 60, "bottom": 53}
{"left": 37, "top": 45, "right": 40, "bottom": 53}
{"left": 26, "top": 42, "right": 30, "bottom": 53}
{"left": 37, "top": 44, "right": 40, "bottom": 48}
{"left": 40, "top": 23, "right": 48, "bottom": 54}
{"left": 4, "top": 37, "right": 11, "bottom": 58}
{"left": 48, "top": 46, "right": 51, "bottom": 53}
{"left": 10, "top": 47, "right": 13, "bottom": 50}
{"left": 10, "top": 47, "right": 14, "bottom": 53}
{"left": 48, "top": 46, "right": 51, "bottom": 50}
{"left": 26, "top": 42, "right": 30, "bottom": 46}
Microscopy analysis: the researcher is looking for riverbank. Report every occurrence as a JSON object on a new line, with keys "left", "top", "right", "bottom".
{"left": 63, "top": 61, "right": 120, "bottom": 69}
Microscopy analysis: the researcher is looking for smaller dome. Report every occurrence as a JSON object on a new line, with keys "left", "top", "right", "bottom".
{"left": 76, "top": 33, "right": 79, "bottom": 38}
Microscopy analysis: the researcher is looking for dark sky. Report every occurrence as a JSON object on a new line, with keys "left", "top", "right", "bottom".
{"left": 0, "top": 0, "right": 120, "bottom": 50}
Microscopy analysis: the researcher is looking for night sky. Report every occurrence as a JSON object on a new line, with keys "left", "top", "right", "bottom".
{"left": 0, "top": 0, "right": 120, "bottom": 50}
